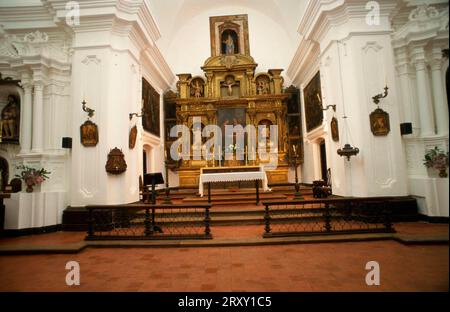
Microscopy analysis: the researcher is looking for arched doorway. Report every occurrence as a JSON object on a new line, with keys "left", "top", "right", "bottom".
{"left": 0, "top": 157, "right": 9, "bottom": 191}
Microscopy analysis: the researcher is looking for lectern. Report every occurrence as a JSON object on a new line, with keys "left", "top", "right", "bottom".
{"left": 143, "top": 173, "right": 164, "bottom": 234}
{"left": 143, "top": 173, "right": 164, "bottom": 204}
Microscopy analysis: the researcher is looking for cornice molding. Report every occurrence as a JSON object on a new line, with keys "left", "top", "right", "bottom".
{"left": 288, "top": 0, "right": 400, "bottom": 85}
{"left": 391, "top": 4, "right": 449, "bottom": 49}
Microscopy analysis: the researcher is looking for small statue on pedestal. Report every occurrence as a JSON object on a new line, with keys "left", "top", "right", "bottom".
{"left": 1, "top": 94, "right": 20, "bottom": 141}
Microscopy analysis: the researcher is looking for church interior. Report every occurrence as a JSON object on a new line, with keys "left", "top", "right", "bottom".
{"left": 0, "top": 0, "right": 448, "bottom": 293}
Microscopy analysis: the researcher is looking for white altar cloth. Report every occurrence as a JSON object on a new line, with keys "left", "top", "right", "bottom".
{"left": 199, "top": 168, "right": 270, "bottom": 197}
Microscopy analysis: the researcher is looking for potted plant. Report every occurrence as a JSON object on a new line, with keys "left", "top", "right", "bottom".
{"left": 423, "top": 146, "right": 449, "bottom": 178}
{"left": 15, "top": 165, "right": 51, "bottom": 193}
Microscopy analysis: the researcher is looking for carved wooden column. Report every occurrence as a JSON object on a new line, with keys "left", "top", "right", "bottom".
{"left": 205, "top": 72, "right": 214, "bottom": 98}
{"left": 177, "top": 74, "right": 192, "bottom": 99}
{"left": 268, "top": 69, "right": 283, "bottom": 94}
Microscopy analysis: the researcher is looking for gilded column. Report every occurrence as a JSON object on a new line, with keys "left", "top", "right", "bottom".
{"left": 176, "top": 74, "right": 192, "bottom": 99}
{"left": 268, "top": 69, "right": 283, "bottom": 94}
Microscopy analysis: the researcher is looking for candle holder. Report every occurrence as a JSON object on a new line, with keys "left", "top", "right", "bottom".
{"left": 291, "top": 152, "right": 304, "bottom": 200}
{"left": 162, "top": 159, "right": 173, "bottom": 204}
{"left": 372, "top": 86, "right": 389, "bottom": 105}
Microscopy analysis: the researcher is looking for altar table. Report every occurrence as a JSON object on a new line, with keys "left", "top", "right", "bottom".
{"left": 199, "top": 166, "right": 270, "bottom": 204}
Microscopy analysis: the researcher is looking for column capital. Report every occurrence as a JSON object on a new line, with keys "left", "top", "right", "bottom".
{"left": 430, "top": 45, "right": 445, "bottom": 71}
{"left": 33, "top": 81, "right": 44, "bottom": 90}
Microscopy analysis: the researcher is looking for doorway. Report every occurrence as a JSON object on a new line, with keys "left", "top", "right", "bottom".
{"left": 143, "top": 150, "right": 147, "bottom": 176}
{"left": 319, "top": 140, "right": 327, "bottom": 183}
{"left": 0, "top": 157, "right": 9, "bottom": 191}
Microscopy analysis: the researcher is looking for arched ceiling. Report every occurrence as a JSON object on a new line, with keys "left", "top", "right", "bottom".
{"left": 146, "top": 0, "right": 307, "bottom": 82}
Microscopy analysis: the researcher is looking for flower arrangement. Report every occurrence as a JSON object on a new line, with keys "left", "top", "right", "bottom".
{"left": 226, "top": 144, "right": 237, "bottom": 152}
{"left": 423, "top": 146, "right": 448, "bottom": 178}
{"left": 15, "top": 165, "right": 51, "bottom": 192}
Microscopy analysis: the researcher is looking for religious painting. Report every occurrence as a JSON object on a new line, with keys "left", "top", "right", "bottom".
{"left": 217, "top": 108, "right": 246, "bottom": 148}
{"left": 142, "top": 78, "right": 160, "bottom": 137}
{"left": 286, "top": 86, "right": 300, "bottom": 114}
{"left": 210, "top": 14, "right": 250, "bottom": 57}
{"left": 288, "top": 115, "right": 301, "bottom": 137}
{"left": 105, "top": 147, "right": 127, "bottom": 175}
{"left": 370, "top": 108, "right": 390, "bottom": 136}
{"left": 164, "top": 90, "right": 177, "bottom": 119}
{"left": 80, "top": 120, "right": 98, "bottom": 147}
{"left": 330, "top": 117, "right": 339, "bottom": 142}
{"left": 129, "top": 125, "right": 137, "bottom": 149}
{"left": 0, "top": 94, "right": 20, "bottom": 142}
{"left": 165, "top": 120, "right": 177, "bottom": 138}
{"left": 303, "top": 72, "right": 324, "bottom": 132}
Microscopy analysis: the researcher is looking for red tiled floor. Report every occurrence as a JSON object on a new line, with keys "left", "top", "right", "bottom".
{"left": 0, "top": 241, "right": 447, "bottom": 291}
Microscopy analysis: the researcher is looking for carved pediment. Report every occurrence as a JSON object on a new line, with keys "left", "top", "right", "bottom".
{"left": 201, "top": 54, "right": 257, "bottom": 71}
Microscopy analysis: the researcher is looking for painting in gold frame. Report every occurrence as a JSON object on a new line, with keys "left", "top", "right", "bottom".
{"left": 330, "top": 117, "right": 339, "bottom": 142}
{"left": 80, "top": 120, "right": 98, "bottom": 147}
{"left": 370, "top": 108, "right": 390, "bottom": 136}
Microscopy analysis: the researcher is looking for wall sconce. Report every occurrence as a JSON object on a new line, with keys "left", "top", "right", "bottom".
{"left": 372, "top": 86, "right": 389, "bottom": 105}
{"left": 322, "top": 104, "right": 336, "bottom": 112}
{"left": 337, "top": 143, "right": 360, "bottom": 161}
{"left": 129, "top": 108, "right": 146, "bottom": 120}
{"left": 82, "top": 100, "right": 95, "bottom": 118}
{"left": 129, "top": 99, "right": 146, "bottom": 120}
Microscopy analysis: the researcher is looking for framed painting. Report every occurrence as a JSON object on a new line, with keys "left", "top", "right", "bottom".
{"left": 286, "top": 85, "right": 300, "bottom": 114}
{"left": 209, "top": 14, "right": 250, "bottom": 57}
{"left": 217, "top": 108, "right": 246, "bottom": 148}
{"left": 303, "top": 72, "right": 324, "bottom": 132}
{"left": 129, "top": 125, "right": 137, "bottom": 149}
{"left": 142, "top": 78, "right": 160, "bottom": 137}
{"left": 80, "top": 120, "right": 98, "bottom": 147}
{"left": 288, "top": 115, "right": 301, "bottom": 137}
{"left": 370, "top": 108, "right": 390, "bottom": 136}
{"left": 330, "top": 117, "right": 339, "bottom": 142}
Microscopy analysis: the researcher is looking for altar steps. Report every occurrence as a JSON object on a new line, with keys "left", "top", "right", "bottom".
{"left": 181, "top": 193, "right": 287, "bottom": 205}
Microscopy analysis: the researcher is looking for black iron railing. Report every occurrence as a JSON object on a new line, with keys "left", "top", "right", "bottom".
{"left": 85, "top": 203, "right": 212, "bottom": 240}
{"left": 263, "top": 197, "right": 395, "bottom": 237}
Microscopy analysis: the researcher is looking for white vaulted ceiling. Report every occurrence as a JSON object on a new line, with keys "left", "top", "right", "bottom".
{"left": 145, "top": 0, "right": 308, "bottom": 81}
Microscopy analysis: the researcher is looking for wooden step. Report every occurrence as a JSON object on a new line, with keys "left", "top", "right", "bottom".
{"left": 182, "top": 193, "right": 287, "bottom": 204}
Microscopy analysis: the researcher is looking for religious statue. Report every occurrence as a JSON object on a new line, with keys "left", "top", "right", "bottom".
{"left": 221, "top": 76, "right": 237, "bottom": 97}
{"left": 256, "top": 80, "right": 269, "bottom": 95}
{"left": 191, "top": 80, "right": 203, "bottom": 98}
{"left": 1, "top": 94, "right": 20, "bottom": 140}
{"left": 223, "top": 34, "right": 235, "bottom": 55}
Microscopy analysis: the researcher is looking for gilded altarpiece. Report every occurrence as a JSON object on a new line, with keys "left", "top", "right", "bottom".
{"left": 168, "top": 15, "right": 292, "bottom": 188}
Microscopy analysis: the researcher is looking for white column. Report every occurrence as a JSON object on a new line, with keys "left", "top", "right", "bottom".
{"left": 20, "top": 83, "right": 33, "bottom": 153}
{"left": 32, "top": 82, "right": 44, "bottom": 153}
{"left": 430, "top": 47, "right": 449, "bottom": 135}
{"left": 412, "top": 47, "right": 435, "bottom": 136}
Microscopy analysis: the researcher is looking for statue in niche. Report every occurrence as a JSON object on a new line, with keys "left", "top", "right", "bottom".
{"left": 190, "top": 79, "right": 204, "bottom": 98}
{"left": 1, "top": 94, "right": 20, "bottom": 140}
{"left": 221, "top": 75, "right": 237, "bottom": 97}
{"left": 221, "top": 30, "right": 238, "bottom": 55}
{"left": 256, "top": 80, "right": 270, "bottom": 95}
